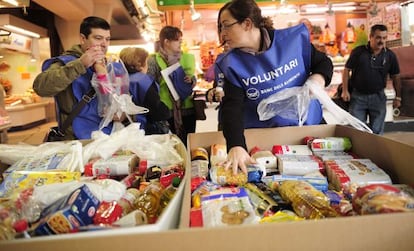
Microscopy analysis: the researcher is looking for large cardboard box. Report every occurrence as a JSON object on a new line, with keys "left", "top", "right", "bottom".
{"left": 2, "top": 125, "right": 414, "bottom": 251}
{"left": 0, "top": 135, "right": 188, "bottom": 250}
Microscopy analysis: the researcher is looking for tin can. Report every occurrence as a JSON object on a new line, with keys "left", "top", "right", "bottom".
{"left": 191, "top": 147, "right": 209, "bottom": 161}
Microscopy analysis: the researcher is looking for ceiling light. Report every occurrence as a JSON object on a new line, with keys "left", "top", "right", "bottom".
{"left": 3, "top": 0, "right": 18, "bottom": 6}
{"left": 190, "top": 0, "right": 201, "bottom": 21}
{"left": 3, "top": 24, "right": 40, "bottom": 38}
{"left": 0, "top": 14, "right": 47, "bottom": 38}
{"left": 304, "top": 5, "right": 357, "bottom": 14}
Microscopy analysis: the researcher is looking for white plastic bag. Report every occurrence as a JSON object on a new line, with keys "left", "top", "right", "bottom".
{"left": 305, "top": 79, "right": 372, "bottom": 133}
{"left": 257, "top": 85, "right": 310, "bottom": 126}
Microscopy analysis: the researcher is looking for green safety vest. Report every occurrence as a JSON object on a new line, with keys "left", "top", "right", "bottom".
{"left": 155, "top": 53, "right": 195, "bottom": 110}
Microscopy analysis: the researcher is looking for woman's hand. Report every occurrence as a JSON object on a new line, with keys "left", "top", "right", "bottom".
{"left": 224, "top": 146, "right": 257, "bottom": 175}
{"left": 184, "top": 75, "right": 197, "bottom": 88}
{"left": 207, "top": 87, "right": 224, "bottom": 103}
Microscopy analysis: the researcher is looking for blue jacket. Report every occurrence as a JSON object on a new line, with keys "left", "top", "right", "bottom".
{"left": 129, "top": 72, "right": 156, "bottom": 128}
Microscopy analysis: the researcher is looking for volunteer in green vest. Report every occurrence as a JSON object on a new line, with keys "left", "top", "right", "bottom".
{"left": 147, "top": 26, "right": 197, "bottom": 145}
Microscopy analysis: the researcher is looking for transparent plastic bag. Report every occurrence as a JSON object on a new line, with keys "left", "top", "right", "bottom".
{"left": 257, "top": 85, "right": 310, "bottom": 126}
{"left": 91, "top": 57, "right": 149, "bottom": 131}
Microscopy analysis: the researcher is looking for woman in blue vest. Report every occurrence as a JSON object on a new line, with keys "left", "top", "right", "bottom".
{"left": 119, "top": 47, "right": 170, "bottom": 135}
{"left": 217, "top": 0, "right": 333, "bottom": 175}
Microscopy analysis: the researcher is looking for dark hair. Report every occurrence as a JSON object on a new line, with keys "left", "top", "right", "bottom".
{"left": 159, "top": 26, "right": 183, "bottom": 48}
{"left": 370, "top": 24, "right": 387, "bottom": 36}
{"left": 217, "top": 0, "right": 273, "bottom": 33}
{"left": 80, "top": 16, "right": 110, "bottom": 38}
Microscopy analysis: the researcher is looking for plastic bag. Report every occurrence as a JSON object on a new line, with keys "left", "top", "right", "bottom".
{"left": 84, "top": 123, "right": 183, "bottom": 167}
{"left": 91, "top": 57, "right": 149, "bottom": 131}
{"left": 257, "top": 85, "right": 310, "bottom": 126}
{"left": 305, "top": 79, "right": 372, "bottom": 133}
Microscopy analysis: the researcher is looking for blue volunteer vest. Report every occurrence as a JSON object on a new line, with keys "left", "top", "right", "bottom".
{"left": 129, "top": 72, "right": 156, "bottom": 128}
{"left": 42, "top": 55, "right": 114, "bottom": 139}
{"left": 215, "top": 24, "right": 322, "bottom": 128}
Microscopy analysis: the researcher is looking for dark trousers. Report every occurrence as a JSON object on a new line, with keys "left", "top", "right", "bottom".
{"left": 168, "top": 114, "right": 196, "bottom": 146}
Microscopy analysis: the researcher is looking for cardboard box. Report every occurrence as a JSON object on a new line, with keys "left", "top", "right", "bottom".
{"left": 2, "top": 125, "right": 414, "bottom": 251}
{"left": 0, "top": 135, "right": 188, "bottom": 250}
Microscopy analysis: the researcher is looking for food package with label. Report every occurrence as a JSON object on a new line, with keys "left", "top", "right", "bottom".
{"left": 324, "top": 159, "right": 392, "bottom": 197}
{"left": 262, "top": 172, "right": 329, "bottom": 192}
{"left": 0, "top": 171, "right": 81, "bottom": 199}
{"left": 210, "top": 144, "right": 227, "bottom": 167}
{"left": 200, "top": 187, "right": 260, "bottom": 227}
{"left": 278, "top": 180, "right": 338, "bottom": 219}
{"left": 251, "top": 150, "right": 277, "bottom": 174}
{"left": 312, "top": 151, "right": 356, "bottom": 161}
{"left": 309, "top": 137, "right": 352, "bottom": 152}
{"left": 277, "top": 155, "right": 323, "bottom": 176}
{"left": 84, "top": 153, "right": 139, "bottom": 178}
{"left": 352, "top": 184, "right": 414, "bottom": 215}
{"left": 272, "top": 144, "right": 313, "bottom": 155}
{"left": 34, "top": 184, "right": 100, "bottom": 236}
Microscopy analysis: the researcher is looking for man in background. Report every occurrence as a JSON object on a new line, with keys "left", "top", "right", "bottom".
{"left": 341, "top": 24, "right": 401, "bottom": 134}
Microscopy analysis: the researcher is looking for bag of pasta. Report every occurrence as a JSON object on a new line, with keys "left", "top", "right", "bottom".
{"left": 278, "top": 180, "right": 338, "bottom": 219}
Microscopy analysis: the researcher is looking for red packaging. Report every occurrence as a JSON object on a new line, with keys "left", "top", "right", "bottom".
{"left": 160, "top": 165, "right": 185, "bottom": 188}
{"left": 249, "top": 146, "right": 261, "bottom": 156}
{"left": 191, "top": 176, "right": 206, "bottom": 192}
{"left": 190, "top": 208, "right": 203, "bottom": 227}
{"left": 93, "top": 201, "right": 123, "bottom": 225}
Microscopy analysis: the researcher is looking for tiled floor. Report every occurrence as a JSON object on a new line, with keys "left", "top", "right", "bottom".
{"left": 4, "top": 105, "right": 414, "bottom": 147}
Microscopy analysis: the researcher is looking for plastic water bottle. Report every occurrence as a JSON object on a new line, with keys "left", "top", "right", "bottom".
{"left": 159, "top": 177, "right": 181, "bottom": 212}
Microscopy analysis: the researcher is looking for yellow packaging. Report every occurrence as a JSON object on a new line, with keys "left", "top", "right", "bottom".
{"left": 0, "top": 171, "right": 81, "bottom": 199}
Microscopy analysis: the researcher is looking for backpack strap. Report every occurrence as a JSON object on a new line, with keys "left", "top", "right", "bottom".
{"left": 56, "top": 88, "right": 96, "bottom": 136}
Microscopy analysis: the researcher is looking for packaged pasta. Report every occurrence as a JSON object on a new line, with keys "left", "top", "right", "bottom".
{"left": 278, "top": 180, "right": 338, "bottom": 219}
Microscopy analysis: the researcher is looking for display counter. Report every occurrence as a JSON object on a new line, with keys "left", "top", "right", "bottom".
{"left": 5, "top": 101, "right": 49, "bottom": 129}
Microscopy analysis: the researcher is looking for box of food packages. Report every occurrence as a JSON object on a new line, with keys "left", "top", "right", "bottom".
{"left": 0, "top": 135, "right": 188, "bottom": 249}
{"left": 180, "top": 125, "right": 414, "bottom": 250}
{"left": 2, "top": 125, "right": 414, "bottom": 251}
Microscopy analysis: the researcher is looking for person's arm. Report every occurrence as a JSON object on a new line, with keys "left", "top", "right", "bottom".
{"left": 309, "top": 44, "right": 333, "bottom": 87}
{"left": 391, "top": 74, "right": 402, "bottom": 109}
{"left": 143, "top": 83, "right": 171, "bottom": 121}
{"left": 221, "top": 80, "right": 256, "bottom": 175}
{"left": 341, "top": 67, "right": 351, "bottom": 102}
{"left": 221, "top": 82, "right": 245, "bottom": 150}
{"left": 33, "top": 46, "right": 105, "bottom": 97}
{"left": 33, "top": 59, "right": 87, "bottom": 97}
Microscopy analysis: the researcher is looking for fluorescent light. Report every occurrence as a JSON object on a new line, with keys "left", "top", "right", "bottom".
{"left": 3, "top": 24, "right": 40, "bottom": 38}
{"left": 3, "top": 0, "right": 18, "bottom": 6}
{"left": 304, "top": 6, "right": 357, "bottom": 14}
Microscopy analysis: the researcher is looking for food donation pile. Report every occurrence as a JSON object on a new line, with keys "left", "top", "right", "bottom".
{"left": 0, "top": 123, "right": 185, "bottom": 240}
{"left": 189, "top": 137, "right": 414, "bottom": 227}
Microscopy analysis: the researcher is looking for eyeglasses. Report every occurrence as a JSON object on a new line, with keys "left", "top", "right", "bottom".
{"left": 220, "top": 21, "right": 239, "bottom": 32}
